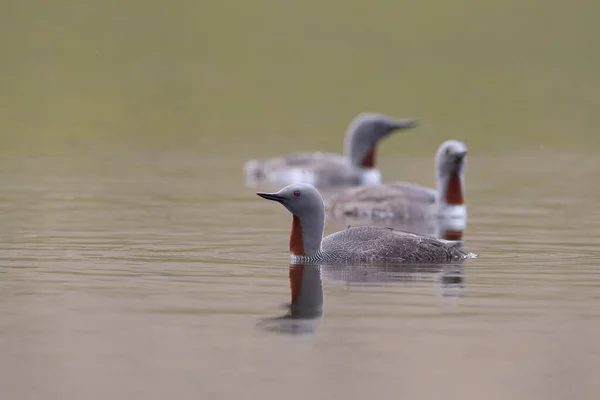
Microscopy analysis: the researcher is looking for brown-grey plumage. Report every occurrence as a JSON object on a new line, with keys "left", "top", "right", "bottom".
{"left": 256, "top": 183, "right": 474, "bottom": 265}
{"left": 328, "top": 210, "right": 467, "bottom": 239}
{"left": 327, "top": 182, "right": 437, "bottom": 220}
{"left": 247, "top": 153, "right": 364, "bottom": 186}
{"left": 326, "top": 140, "right": 468, "bottom": 220}
{"left": 244, "top": 113, "right": 417, "bottom": 188}
{"left": 321, "top": 226, "right": 466, "bottom": 263}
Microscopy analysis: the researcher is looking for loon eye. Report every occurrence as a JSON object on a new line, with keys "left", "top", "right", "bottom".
{"left": 293, "top": 190, "right": 301, "bottom": 197}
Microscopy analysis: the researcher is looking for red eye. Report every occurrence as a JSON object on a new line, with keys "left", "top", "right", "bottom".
{"left": 293, "top": 190, "right": 301, "bottom": 197}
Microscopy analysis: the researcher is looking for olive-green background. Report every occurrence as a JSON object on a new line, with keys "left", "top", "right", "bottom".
{"left": 1, "top": 1, "right": 598, "bottom": 155}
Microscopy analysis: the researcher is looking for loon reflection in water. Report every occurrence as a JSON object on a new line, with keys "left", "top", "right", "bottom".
{"left": 257, "top": 264, "right": 324, "bottom": 336}
{"left": 321, "top": 262, "right": 465, "bottom": 299}
{"left": 258, "top": 261, "right": 465, "bottom": 336}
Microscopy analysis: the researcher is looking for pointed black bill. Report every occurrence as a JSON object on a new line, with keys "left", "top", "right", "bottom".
{"left": 256, "top": 192, "right": 285, "bottom": 203}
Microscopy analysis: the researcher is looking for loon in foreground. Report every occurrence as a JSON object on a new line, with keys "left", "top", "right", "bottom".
{"left": 326, "top": 140, "right": 468, "bottom": 221}
{"left": 257, "top": 183, "right": 475, "bottom": 264}
{"left": 244, "top": 113, "right": 417, "bottom": 187}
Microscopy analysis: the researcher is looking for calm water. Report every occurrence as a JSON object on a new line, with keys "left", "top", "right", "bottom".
{"left": 1, "top": 149, "right": 599, "bottom": 399}
{"left": 2, "top": 0, "right": 600, "bottom": 398}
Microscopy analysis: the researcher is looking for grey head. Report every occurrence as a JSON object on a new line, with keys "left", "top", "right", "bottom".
{"left": 256, "top": 183, "right": 326, "bottom": 256}
{"left": 257, "top": 183, "right": 325, "bottom": 219}
{"left": 435, "top": 140, "right": 468, "bottom": 178}
{"left": 343, "top": 113, "right": 418, "bottom": 169}
{"left": 435, "top": 140, "right": 468, "bottom": 206}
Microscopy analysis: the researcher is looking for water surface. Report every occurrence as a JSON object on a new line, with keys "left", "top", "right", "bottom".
{"left": 1, "top": 149, "right": 599, "bottom": 400}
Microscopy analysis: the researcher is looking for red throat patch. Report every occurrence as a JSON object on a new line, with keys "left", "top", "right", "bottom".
{"left": 289, "top": 265, "right": 304, "bottom": 305}
{"left": 445, "top": 173, "right": 464, "bottom": 205}
{"left": 290, "top": 216, "right": 305, "bottom": 256}
{"left": 360, "top": 146, "right": 375, "bottom": 168}
{"left": 443, "top": 230, "right": 463, "bottom": 241}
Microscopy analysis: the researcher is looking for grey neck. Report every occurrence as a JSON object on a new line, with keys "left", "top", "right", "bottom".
{"left": 298, "top": 206, "right": 326, "bottom": 257}
{"left": 342, "top": 122, "right": 375, "bottom": 168}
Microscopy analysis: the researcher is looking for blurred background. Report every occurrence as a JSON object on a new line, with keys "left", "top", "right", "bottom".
{"left": 1, "top": 1, "right": 600, "bottom": 400}
{"left": 1, "top": 0, "right": 599, "bottom": 156}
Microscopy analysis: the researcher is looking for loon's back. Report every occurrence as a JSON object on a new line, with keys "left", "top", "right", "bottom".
{"left": 321, "top": 226, "right": 466, "bottom": 263}
{"left": 326, "top": 182, "right": 437, "bottom": 219}
{"left": 244, "top": 152, "right": 378, "bottom": 187}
